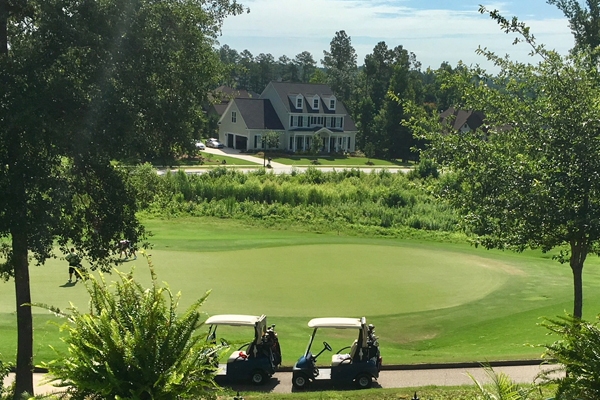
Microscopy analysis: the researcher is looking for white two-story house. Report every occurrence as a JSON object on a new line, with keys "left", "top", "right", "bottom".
{"left": 217, "top": 82, "right": 357, "bottom": 153}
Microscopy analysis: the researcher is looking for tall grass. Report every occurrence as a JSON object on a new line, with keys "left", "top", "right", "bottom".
{"left": 130, "top": 165, "right": 459, "bottom": 235}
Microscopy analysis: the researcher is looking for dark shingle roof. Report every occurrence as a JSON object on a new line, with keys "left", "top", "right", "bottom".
{"left": 440, "top": 107, "right": 485, "bottom": 132}
{"left": 234, "top": 98, "right": 284, "bottom": 130}
{"left": 265, "top": 82, "right": 357, "bottom": 131}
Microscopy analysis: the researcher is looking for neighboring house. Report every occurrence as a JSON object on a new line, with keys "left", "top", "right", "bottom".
{"left": 207, "top": 85, "right": 258, "bottom": 118}
{"left": 218, "top": 82, "right": 358, "bottom": 153}
{"left": 439, "top": 107, "right": 485, "bottom": 133}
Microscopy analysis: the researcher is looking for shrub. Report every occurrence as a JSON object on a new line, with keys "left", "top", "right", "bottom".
{"left": 35, "top": 257, "right": 223, "bottom": 400}
{"left": 407, "top": 158, "right": 440, "bottom": 180}
{"left": 0, "top": 356, "right": 14, "bottom": 399}
{"left": 540, "top": 315, "right": 600, "bottom": 400}
{"left": 469, "top": 364, "right": 541, "bottom": 400}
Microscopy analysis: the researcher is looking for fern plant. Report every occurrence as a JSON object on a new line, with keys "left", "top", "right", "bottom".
{"left": 469, "top": 365, "right": 540, "bottom": 400}
{"left": 34, "top": 255, "right": 224, "bottom": 400}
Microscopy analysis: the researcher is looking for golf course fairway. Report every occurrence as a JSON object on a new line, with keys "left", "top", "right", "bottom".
{"left": 1, "top": 217, "right": 600, "bottom": 365}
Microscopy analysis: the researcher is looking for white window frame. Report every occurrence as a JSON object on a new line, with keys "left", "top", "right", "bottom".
{"left": 329, "top": 99, "right": 336, "bottom": 109}
{"left": 313, "top": 97, "right": 319, "bottom": 109}
{"left": 231, "top": 111, "right": 237, "bottom": 123}
{"left": 296, "top": 95, "right": 303, "bottom": 109}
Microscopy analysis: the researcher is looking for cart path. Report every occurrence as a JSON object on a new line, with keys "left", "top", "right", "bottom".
{"left": 6, "top": 364, "right": 563, "bottom": 396}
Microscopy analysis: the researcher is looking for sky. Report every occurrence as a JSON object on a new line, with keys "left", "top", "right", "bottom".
{"left": 217, "top": 0, "right": 576, "bottom": 71}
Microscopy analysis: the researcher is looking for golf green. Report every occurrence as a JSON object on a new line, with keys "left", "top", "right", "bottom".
{"left": 1, "top": 244, "right": 513, "bottom": 317}
{"left": 146, "top": 245, "right": 513, "bottom": 317}
{"left": 1, "top": 217, "right": 599, "bottom": 365}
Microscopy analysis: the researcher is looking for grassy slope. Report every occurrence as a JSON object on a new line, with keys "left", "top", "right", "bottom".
{"left": 1, "top": 216, "right": 599, "bottom": 367}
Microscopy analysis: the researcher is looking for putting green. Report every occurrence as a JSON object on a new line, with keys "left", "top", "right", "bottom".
{"left": 2, "top": 243, "right": 516, "bottom": 317}
{"left": 145, "top": 244, "right": 518, "bottom": 317}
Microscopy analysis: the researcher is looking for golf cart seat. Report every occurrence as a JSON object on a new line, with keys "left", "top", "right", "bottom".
{"left": 229, "top": 350, "right": 248, "bottom": 362}
{"left": 331, "top": 340, "right": 358, "bottom": 366}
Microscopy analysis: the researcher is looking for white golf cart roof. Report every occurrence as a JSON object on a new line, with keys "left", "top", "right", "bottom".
{"left": 308, "top": 317, "right": 363, "bottom": 329}
{"left": 205, "top": 314, "right": 263, "bottom": 326}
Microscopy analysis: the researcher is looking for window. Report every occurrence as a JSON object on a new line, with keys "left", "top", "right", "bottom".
{"left": 289, "top": 137, "right": 293, "bottom": 150}
{"left": 296, "top": 97, "right": 303, "bottom": 109}
{"left": 290, "top": 115, "right": 294, "bottom": 127}
{"left": 231, "top": 111, "right": 237, "bottom": 123}
{"left": 254, "top": 135, "right": 261, "bottom": 149}
{"left": 298, "top": 116, "right": 304, "bottom": 127}
{"left": 329, "top": 99, "right": 336, "bottom": 109}
{"left": 313, "top": 98, "right": 319, "bottom": 109}
{"left": 330, "top": 116, "right": 336, "bottom": 128}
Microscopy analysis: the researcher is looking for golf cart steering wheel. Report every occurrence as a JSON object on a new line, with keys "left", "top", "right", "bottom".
{"left": 323, "top": 341, "right": 332, "bottom": 351}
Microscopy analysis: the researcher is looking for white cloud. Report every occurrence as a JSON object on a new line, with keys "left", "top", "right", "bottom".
{"left": 218, "top": 0, "right": 574, "bottom": 70}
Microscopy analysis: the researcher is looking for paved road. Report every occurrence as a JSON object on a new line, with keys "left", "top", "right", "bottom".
{"left": 6, "top": 363, "right": 563, "bottom": 396}
{"left": 158, "top": 147, "right": 410, "bottom": 175}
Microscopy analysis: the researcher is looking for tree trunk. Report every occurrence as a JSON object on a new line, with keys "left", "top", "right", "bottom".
{"left": 570, "top": 240, "right": 587, "bottom": 319}
{"left": 12, "top": 229, "right": 34, "bottom": 398}
{"left": 0, "top": 0, "right": 7, "bottom": 55}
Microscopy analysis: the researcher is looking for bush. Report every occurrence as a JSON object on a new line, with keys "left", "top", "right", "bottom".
{"left": 35, "top": 257, "right": 223, "bottom": 400}
{"left": 540, "top": 315, "right": 600, "bottom": 400}
{"left": 0, "top": 356, "right": 14, "bottom": 400}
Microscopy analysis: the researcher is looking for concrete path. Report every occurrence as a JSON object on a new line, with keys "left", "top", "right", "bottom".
{"left": 5, "top": 363, "right": 563, "bottom": 396}
{"left": 159, "top": 148, "right": 410, "bottom": 175}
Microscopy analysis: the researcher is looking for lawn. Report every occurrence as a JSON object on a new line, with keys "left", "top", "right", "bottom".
{"left": 1, "top": 217, "right": 599, "bottom": 367}
{"left": 156, "top": 152, "right": 261, "bottom": 167}
{"left": 253, "top": 154, "right": 409, "bottom": 167}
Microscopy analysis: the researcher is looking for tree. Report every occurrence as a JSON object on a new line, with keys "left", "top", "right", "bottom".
{"left": 409, "top": 6, "right": 600, "bottom": 319}
{"left": 0, "top": 0, "right": 243, "bottom": 397}
{"left": 548, "top": 0, "right": 600, "bottom": 60}
{"left": 262, "top": 130, "right": 280, "bottom": 167}
{"left": 256, "top": 52, "right": 276, "bottom": 91}
{"left": 294, "top": 51, "right": 316, "bottom": 83}
{"left": 277, "top": 54, "right": 298, "bottom": 82}
{"left": 308, "top": 134, "right": 324, "bottom": 164}
{"left": 322, "top": 30, "right": 358, "bottom": 110}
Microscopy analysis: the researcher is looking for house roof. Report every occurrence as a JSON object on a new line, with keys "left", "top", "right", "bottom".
{"left": 234, "top": 98, "right": 285, "bottom": 130}
{"left": 208, "top": 86, "right": 258, "bottom": 117}
{"left": 440, "top": 107, "right": 485, "bottom": 132}
{"left": 263, "top": 81, "right": 357, "bottom": 131}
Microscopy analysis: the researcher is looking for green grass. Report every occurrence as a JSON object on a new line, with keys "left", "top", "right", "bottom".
{"left": 255, "top": 154, "right": 410, "bottom": 167}
{"left": 1, "top": 216, "right": 599, "bottom": 368}
{"left": 235, "top": 385, "right": 554, "bottom": 399}
{"left": 157, "top": 152, "right": 260, "bottom": 167}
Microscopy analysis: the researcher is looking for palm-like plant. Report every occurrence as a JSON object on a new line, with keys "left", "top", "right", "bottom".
{"left": 33, "top": 255, "right": 225, "bottom": 400}
{"left": 539, "top": 315, "right": 600, "bottom": 400}
{"left": 469, "top": 365, "right": 539, "bottom": 400}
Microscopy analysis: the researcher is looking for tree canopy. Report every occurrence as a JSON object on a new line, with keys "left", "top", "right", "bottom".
{"left": 0, "top": 0, "right": 244, "bottom": 397}
{"left": 409, "top": 6, "right": 600, "bottom": 320}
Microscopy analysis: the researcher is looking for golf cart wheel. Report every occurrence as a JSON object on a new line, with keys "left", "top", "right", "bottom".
{"left": 251, "top": 370, "right": 268, "bottom": 385}
{"left": 292, "top": 374, "right": 309, "bottom": 389}
{"left": 355, "top": 373, "right": 372, "bottom": 389}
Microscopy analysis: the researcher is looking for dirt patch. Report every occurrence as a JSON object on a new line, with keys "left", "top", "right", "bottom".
{"left": 464, "top": 255, "right": 526, "bottom": 276}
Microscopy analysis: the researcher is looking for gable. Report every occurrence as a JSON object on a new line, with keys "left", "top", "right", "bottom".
{"left": 233, "top": 98, "right": 284, "bottom": 130}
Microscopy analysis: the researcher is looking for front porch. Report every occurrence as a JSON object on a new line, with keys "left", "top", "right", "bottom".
{"left": 288, "top": 129, "right": 353, "bottom": 153}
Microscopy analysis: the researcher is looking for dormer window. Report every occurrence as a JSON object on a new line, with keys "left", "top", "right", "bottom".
{"left": 295, "top": 95, "right": 303, "bottom": 109}
{"left": 329, "top": 99, "right": 336, "bottom": 109}
{"left": 312, "top": 97, "right": 319, "bottom": 109}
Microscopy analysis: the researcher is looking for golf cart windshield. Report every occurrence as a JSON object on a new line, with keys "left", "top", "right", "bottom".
{"left": 303, "top": 317, "right": 367, "bottom": 357}
{"left": 205, "top": 314, "right": 267, "bottom": 344}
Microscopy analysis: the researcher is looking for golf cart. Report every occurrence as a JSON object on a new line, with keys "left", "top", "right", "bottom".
{"left": 205, "top": 314, "right": 281, "bottom": 385}
{"left": 292, "top": 317, "right": 382, "bottom": 389}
